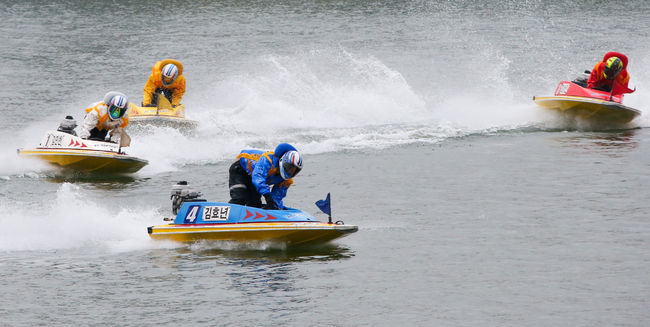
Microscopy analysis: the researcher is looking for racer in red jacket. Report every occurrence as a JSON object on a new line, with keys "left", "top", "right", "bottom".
{"left": 587, "top": 52, "right": 630, "bottom": 92}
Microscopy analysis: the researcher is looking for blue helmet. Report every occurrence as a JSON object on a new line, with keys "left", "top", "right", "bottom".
{"left": 279, "top": 150, "right": 303, "bottom": 180}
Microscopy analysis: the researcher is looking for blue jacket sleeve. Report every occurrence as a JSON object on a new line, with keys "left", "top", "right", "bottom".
{"left": 251, "top": 156, "right": 272, "bottom": 195}
{"left": 270, "top": 183, "right": 290, "bottom": 209}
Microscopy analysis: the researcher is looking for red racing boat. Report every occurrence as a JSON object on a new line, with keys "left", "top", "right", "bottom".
{"left": 533, "top": 80, "right": 641, "bottom": 124}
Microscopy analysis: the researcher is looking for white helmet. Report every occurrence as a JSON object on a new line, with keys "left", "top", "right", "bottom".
{"left": 102, "top": 92, "right": 128, "bottom": 120}
{"left": 161, "top": 64, "right": 179, "bottom": 85}
{"left": 279, "top": 150, "right": 303, "bottom": 180}
{"left": 108, "top": 95, "right": 128, "bottom": 120}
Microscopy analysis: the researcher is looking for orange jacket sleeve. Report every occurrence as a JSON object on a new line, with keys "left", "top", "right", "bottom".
{"left": 143, "top": 74, "right": 157, "bottom": 106}
{"left": 120, "top": 116, "right": 129, "bottom": 128}
{"left": 170, "top": 75, "right": 186, "bottom": 106}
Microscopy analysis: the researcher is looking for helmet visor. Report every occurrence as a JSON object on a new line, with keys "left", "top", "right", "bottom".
{"left": 109, "top": 104, "right": 126, "bottom": 120}
{"left": 604, "top": 67, "right": 618, "bottom": 80}
{"left": 162, "top": 75, "right": 175, "bottom": 85}
{"left": 604, "top": 58, "right": 622, "bottom": 80}
{"left": 282, "top": 161, "right": 301, "bottom": 178}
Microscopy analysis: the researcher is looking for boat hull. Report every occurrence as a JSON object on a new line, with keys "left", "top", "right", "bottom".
{"left": 18, "top": 148, "right": 148, "bottom": 173}
{"left": 148, "top": 200, "right": 358, "bottom": 246}
{"left": 148, "top": 222, "right": 358, "bottom": 245}
{"left": 18, "top": 131, "right": 148, "bottom": 174}
{"left": 533, "top": 96, "right": 641, "bottom": 124}
{"left": 533, "top": 80, "right": 641, "bottom": 124}
{"left": 128, "top": 104, "right": 198, "bottom": 130}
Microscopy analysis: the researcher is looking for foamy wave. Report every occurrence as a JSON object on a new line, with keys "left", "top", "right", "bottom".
{"left": 115, "top": 46, "right": 550, "bottom": 169}
{"left": 14, "top": 45, "right": 648, "bottom": 176}
{"left": 0, "top": 183, "right": 170, "bottom": 252}
{"left": 126, "top": 48, "right": 442, "bottom": 167}
{"left": 189, "top": 48, "right": 428, "bottom": 130}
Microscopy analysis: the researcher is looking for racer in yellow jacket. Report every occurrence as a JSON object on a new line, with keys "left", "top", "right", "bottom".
{"left": 142, "top": 59, "right": 186, "bottom": 107}
{"left": 79, "top": 92, "right": 129, "bottom": 142}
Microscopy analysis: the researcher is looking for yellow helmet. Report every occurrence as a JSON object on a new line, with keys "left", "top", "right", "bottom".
{"left": 604, "top": 57, "right": 623, "bottom": 80}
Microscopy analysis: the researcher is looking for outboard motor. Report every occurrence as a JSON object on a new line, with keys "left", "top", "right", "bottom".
{"left": 170, "top": 181, "right": 205, "bottom": 215}
{"left": 57, "top": 115, "right": 77, "bottom": 136}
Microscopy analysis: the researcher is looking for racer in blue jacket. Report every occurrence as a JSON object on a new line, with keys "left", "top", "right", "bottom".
{"left": 228, "top": 143, "right": 303, "bottom": 209}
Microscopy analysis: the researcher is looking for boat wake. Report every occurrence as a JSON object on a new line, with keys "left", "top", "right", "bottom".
{"left": 5, "top": 47, "right": 649, "bottom": 178}
{"left": 0, "top": 183, "right": 167, "bottom": 253}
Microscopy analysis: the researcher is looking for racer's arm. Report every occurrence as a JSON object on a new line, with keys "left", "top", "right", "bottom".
{"left": 143, "top": 75, "right": 157, "bottom": 106}
{"left": 587, "top": 62, "right": 603, "bottom": 89}
{"left": 120, "top": 116, "right": 129, "bottom": 129}
{"left": 617, "top": 70, "right": 630, "bottom": 88}
{"left": 108, "top": 128, "right": 121, "bottom": 143}
{"left": 270, "top": 179, "right": 293, "bottom": 209}
{"left": 79, "top": 109, "right": 99, "bottom": 139}
{"left": 108, "top": 117, "right": 129, "bottom": 143}
{"left": 251, "top": 156, "right": 273, "bottom": 195}
{"left": 171, "top": 76, "right": 186, "bottom": 106}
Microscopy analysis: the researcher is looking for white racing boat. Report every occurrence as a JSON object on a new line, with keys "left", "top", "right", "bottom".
{"left": 18, "top": 122, "right": 148, "bottom": 174}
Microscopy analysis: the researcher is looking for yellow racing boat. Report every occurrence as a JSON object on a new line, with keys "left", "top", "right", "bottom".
{"left": 128, "top": 95, "right": 198, "bottom": 131}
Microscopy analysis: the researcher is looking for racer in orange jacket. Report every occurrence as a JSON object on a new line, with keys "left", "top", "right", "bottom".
{"left": 587, "top": 52, "right": 630, "bottom": 92}
{"left": 79, "top": 92, "right": 129, "bottom": 142}
{"left": 142, "top": 59, "right": 186, "bottom": 107}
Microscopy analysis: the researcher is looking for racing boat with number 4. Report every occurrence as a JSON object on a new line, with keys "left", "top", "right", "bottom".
{"left": 147, "top": 182, "right": 358, "bottom": 246}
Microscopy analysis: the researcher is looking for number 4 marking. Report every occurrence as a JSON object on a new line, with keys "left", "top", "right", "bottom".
{"left": 185, "top": 206, "right": 200, "bottom": 223}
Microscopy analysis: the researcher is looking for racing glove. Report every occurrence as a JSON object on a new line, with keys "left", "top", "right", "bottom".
{"left": 263, "top": 193, "right": 278, "bottom": 210}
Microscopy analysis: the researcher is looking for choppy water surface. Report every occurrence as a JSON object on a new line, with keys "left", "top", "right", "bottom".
{"left": 1, "top": 1, "right": 649, "bottom": 326}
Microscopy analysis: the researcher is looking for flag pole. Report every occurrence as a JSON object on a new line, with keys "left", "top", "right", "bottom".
{"left": 609, "top": 80, "right": 616, "bottom": 101}
{"left": 328, "top": 193, "right": 332, "bottom": 224}
{"left": 315, "top": 193, "right": 333, "bottom": 224}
